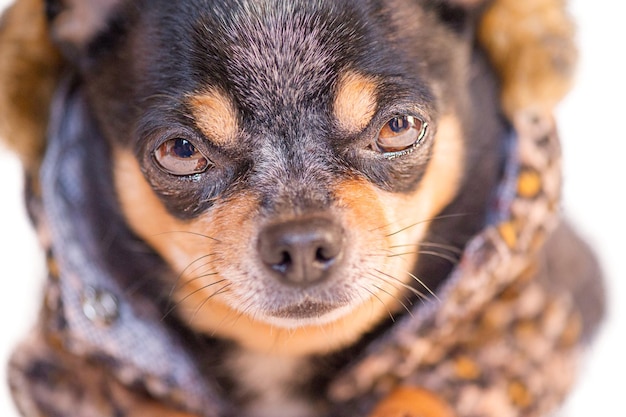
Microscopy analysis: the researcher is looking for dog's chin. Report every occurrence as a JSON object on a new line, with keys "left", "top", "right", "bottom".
{"left": 257, "top": 298, "right": 355, "bottom": 329}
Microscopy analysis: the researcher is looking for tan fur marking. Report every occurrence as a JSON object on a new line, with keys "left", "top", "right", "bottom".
{"left": 188, "top": 89, "right": 238, "bottom": 146}
{"left": 333, "top": 71, "right": 378, "bottom": 134}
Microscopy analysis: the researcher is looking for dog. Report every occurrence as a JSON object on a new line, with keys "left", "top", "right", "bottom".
{"left": 0, "top": 0, "right": 604, "bottom": 416}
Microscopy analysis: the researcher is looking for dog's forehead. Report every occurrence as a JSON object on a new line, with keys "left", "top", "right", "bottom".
{"left": 190, "top": 0, "right": 376, "bottom": 110}
{"left": 138, "top": 0, "right": 418, "bottom": 116}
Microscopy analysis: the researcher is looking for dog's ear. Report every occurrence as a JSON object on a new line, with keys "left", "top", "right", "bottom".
{"left": 434, "top": 0, "right": 577, "bottom": 118}
{"left": 45, "top": 0, "right": 124, "bottom": 62}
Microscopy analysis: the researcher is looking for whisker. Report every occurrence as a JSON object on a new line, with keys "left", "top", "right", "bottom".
{"left": 385, "top": 247, "right": 460, "bottom": 265}
{"left": 406, "top": 271, "right": 439, "bottom": 301}
{"left": 369, "top": 282, "right": 413, "bottom": 318}
{"left": 167, "top": 253, "right": 218, "bottom": 302}
{"left": 390, "top": 242, "right": 463, "bottom": 254}
{"left": 152, "top": 230, "right": 221, "bottom": 242}
{"left": 162, "top": 279, "right": 228, "bottom": 320}
{"left": 190, "top": 283, "right": 232, "bottom": 324}
{"left": 386, "top": 251, "right": 418, "bottom": 258}
{"left": 372, "top": 268, "right": 429, "bottom": 301}
{"left": 358, "top": 284, "right": 395, "bottom": 322}
{"left": 385, "top": 213, "right": 470, "bottom": 237}
{"left": 123, "top": 273, "right": 157, "bottom": 298}
{"left": 173, "top": 271, "right": 220, "bottom": 297}
{"left": 417, "top": 250, "right": 460, "bottom": 265}
{"left": 184, "top": 254, "right": 220, "bottom": 278}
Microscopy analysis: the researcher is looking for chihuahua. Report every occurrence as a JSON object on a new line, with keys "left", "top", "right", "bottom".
{"left": 0, "top": 0, "right": 603, "bottom": 416}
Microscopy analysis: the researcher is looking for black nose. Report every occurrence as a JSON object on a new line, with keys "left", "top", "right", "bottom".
{"left": 257, "top": 217, "right": 344, "bottom": 286}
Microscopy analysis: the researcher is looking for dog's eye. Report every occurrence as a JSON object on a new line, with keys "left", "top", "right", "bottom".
{"left": 154, "top": 138, "right": 210, "bottom": 175}
{"left": 375, "top": 116, "right": 427, "bottom": 154}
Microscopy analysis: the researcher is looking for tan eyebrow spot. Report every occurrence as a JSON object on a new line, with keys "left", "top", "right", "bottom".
{"left": 333, "top": 71, "right": 378, "bottom": 134}
{"left": 187, "top": 88, "right": 238, "bottom": 146}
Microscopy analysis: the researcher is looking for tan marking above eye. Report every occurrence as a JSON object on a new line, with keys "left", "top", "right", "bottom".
{"left": 333, "top": 71, "right": 378, "bottom": 134}
{"left": 187, "top": 88, "right": 238, "bottom": 146}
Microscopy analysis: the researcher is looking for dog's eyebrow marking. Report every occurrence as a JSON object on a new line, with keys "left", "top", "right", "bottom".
{"left": 188, "top": 88, "right": 239, "bottom": 146}
{"left": 333, "top": 71, "right": 378, "bottom": 134}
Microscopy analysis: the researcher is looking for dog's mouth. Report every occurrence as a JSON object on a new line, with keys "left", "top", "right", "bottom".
{"left": 228, "top": 269, "right": 369, "bottom": 327}
{"left": 259, "top": 297, "right": 354, "bottom": 328}
{"left": 272, "top": 299, "right": 339, "bottom": 318}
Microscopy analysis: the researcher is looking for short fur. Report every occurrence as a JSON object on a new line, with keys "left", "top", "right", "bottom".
{"left": 0, "top": 1, "right": 601, "bottom": 417}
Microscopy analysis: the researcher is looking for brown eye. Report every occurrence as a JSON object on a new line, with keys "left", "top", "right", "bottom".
{"left": 376, "top": 115, "right": 427, "bottom": 154}
{"left": 154, "top": 138, "right": 210, "bottom": 175}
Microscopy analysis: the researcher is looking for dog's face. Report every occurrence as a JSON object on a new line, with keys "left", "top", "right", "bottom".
{"left": 48, "top": 0, "right": 500, "bottom": 355}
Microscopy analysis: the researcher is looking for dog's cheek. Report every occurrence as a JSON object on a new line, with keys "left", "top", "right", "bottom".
{"left": 111, "top": 148, "right": 198, "bottom": 264}
{"left": 112, "top": 147, "right": 262, "bottom": 318}
{"left": 111, "top": 148, "right": 223, "bottom": 293}
{"left": 365, "top": 114, "right": 466, "bottom": 296}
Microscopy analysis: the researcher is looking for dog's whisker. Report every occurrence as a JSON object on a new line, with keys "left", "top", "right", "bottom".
{"left": 386, "top": 251, "right": 418, "bottom": 259}
{"left": 141, "top": 92, "right": 186, "bottom": 104}
{"left": 172, "top": 271, "right": 220, "bottom": 298}
{"left": 162, "top": 279, "right": 228, "bottom": 321}
{"left": 416, "top": 250, "right": 460, "bottom": 265}
{"left": 190, "top": 283, "right": 232, "bottom": 326}
{"left": 184, "top": 254, "right": 220, "bottom": 278}
{"left": 384, "top": 213, "right": 470, "bottom": 237}
{"left": 226, "top": 303, "right": 252, "bottom": 336}
{"left": 385, "top": 249, "right": 460, "bottom": 265}
{"left": 369, "top": 281, "right": 414, "bottom": 318}
{"left": 390, "top": 242, "right": 463, "bottom": 254}
{"left": 406, "top": 271, "right": 439, "bottom": 301}
{"left": 358, "top": 284, "right": 395, "bottom": 323}
{"left": 208, "top": 299, "right": 244, "bottom": 338}
{"left": 371, "top": 268, "right": 428, "bottom": 302}
{"left": 168, "top": 253, "right": 218, "bottom": 298}
{"left": 152, "top": 230, "right": 221, "bottom": 242}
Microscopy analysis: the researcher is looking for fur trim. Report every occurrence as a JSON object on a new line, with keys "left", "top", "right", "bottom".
{"left": 0, "top": 0, "right": 63, "bottom": 171}
{"left": 478, "top": 0, "right": 577, "bottom": 118}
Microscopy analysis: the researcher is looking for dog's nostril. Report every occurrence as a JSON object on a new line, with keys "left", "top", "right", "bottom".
{"left": 272, "top": 251, "right": 292, "bottom": 274}
{"left": 315, "top": 238, "right": 341, "bottom": 264}
{"left": 257, "top": 217, "right": 344, "bottom": 286}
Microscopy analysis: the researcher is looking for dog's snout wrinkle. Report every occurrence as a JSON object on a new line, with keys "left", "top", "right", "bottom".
{"left": 257, "top": 216, "right": 344, "bottom": 287}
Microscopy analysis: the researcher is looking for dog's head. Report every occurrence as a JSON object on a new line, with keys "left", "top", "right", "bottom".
{"left": 45, "top": 0, "right": 504, "bottom": 355}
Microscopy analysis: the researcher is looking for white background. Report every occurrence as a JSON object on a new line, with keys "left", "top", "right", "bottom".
{"left": 0, "top": 0, "right": 624, "bottom": 415}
